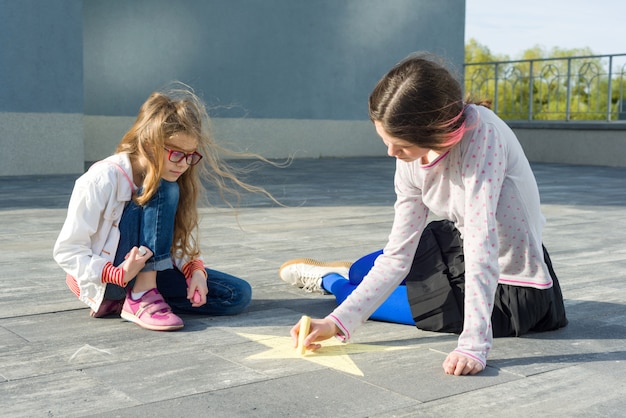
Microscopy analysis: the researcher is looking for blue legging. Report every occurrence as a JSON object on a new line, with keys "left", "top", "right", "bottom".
{"left": 322, "top": 249, "right": 415, "bottom": 325}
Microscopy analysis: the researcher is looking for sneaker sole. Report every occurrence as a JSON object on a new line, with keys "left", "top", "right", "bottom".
{"left": 120, "top": 311, "right": 184, "bottom": 331}
{"left": 279, "top": 258, "right": 352, "bottom": 273}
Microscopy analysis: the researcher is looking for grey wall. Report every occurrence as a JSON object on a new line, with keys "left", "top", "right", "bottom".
{"left": 83, "top": 0, "right": 466, "bottom": 163}
{"left": 83, "top": 0, "right": 465, "bottom": 120}
{"left": 0, "top": 0, "right": 466, "bottom": 175}
{"left": 511, "top": 123, "right": 626, "bottom": 168}
{"left": 0, "top": 0, "right": 83, "bottom": 113}
{"left": 0, "top": 0, "right": 84, "bottom": 176}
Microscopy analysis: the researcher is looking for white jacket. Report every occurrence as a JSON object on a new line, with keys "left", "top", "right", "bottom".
{"left": 53, "top": 153, "right": 137, "bottom": 311}
{"left": 54, "top": 153, "right": 203, "bottom": 311}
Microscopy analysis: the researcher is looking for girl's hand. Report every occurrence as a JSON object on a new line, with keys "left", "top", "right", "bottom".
{"left": 121, "top": 246, "right": 153, "bottom": 285}
{"left": 443, "top": 351, "right": 484, "bottom": 376}
{"left": 290, "top": 317, "right": 340, "bottom": 351}
{"left": 187, "top": 270, "right": 208, "bottom": 307}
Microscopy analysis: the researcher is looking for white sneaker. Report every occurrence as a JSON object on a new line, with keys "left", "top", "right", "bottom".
{"left": 279, "top": 258, "right": 352, "bottom": 294}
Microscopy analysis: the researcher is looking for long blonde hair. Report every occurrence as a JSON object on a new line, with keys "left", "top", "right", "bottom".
{"left": 116, "top": 84, "right": 278, "bottom": 260}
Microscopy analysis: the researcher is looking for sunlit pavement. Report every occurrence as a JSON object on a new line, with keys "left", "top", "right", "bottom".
{"left": 1, "top": 157, "right": 625, "bottom": 417}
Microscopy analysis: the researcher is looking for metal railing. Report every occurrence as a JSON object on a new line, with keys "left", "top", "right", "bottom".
{"left": 464, "top": 53, "right": 626, "bottom": 122}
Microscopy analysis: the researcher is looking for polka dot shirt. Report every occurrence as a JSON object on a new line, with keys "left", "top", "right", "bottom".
{"left": 328, "top": 105, "right": 553, "bottom": 367}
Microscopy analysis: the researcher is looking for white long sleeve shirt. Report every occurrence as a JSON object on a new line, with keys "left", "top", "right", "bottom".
{"left": 53, "top": 153, "right": 199, "bottom": 312}
{"left": 328, "top": 105, "right": 553, "bottom": 367}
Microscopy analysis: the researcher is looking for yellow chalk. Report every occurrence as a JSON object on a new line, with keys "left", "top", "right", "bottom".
{"left": 296, "top": 315, "right": 311, "bottom": 355}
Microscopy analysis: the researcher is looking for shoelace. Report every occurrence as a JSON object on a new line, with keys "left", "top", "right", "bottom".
{"left": 297, "top": 272, "right": 323, "bottom": 293}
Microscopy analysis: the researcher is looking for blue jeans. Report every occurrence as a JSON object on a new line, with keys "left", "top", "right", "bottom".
{"left": 156, "top": 267, "right": 252, "bottom": 316}
{"left": 105, "top": 179, "right": 252, "bottom": 315}
{"left": 115, "top": 179, "right": 179, "bottom": 272}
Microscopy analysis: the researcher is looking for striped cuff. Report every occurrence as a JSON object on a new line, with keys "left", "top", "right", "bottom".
{"left": 181, "top": 259, "right": 207, "bottom": 280}
{"left": 66, "top": 274, "right": 80, "bottom": 297}
{"left": 101, "top": 262, "right": 125, "bottom": 287}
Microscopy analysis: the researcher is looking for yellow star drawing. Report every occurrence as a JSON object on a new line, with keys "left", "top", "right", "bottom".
{"left": 237, "top": 332, "right": 413, "bottom": 376}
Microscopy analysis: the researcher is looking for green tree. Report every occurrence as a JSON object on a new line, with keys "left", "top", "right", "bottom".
{"left": 464, "top": 38, "right": 506, "bottom": 63}
{"left": 464, "top": 39, "right": 505, "bottom": 106}
{"left": 465, "top": 40, "right": 624, "bottom": 121}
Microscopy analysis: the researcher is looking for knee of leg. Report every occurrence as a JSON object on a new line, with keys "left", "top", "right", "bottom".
{"left": 157, "top": 179, "right": 180, "bottom": 207}
{"left": 240, "top": 281, "right": 253, "bottom": 305}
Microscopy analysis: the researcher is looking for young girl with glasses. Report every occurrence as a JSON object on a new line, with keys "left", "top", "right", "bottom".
{"left": 280, "top": 53, "right": 568, "bottom": 375}
{"left": 54, "top": 85, "right": 273, "bottom": 331}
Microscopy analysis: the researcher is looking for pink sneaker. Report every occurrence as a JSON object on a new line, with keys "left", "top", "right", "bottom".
{"left": 90, "top": 299, "right": 124, "bottom": 318}
{"left": 121, "top": 288, "right": 184, "bottom": 331}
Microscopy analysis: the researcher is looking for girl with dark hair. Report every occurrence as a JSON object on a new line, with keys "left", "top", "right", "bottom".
{"left": 280, "top": 54, "right": 567, "bottom": 375}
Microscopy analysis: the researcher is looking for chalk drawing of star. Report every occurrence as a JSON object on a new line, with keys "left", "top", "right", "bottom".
{"left": 237, "top": 332, "right": 413, "bottom": 376}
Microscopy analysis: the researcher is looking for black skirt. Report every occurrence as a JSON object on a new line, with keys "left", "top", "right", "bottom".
{"left": 404, "top": 220, "right": 568, "bottom": 337}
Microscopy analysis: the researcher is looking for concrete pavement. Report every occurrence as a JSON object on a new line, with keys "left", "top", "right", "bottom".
{"left": 1, "top": 157, "right": 625, "bottom": 417}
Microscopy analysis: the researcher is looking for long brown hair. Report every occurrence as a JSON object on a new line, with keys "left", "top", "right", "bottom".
{"left": 368, "top": 53, "right": 490, "bottom": 151}
{"left": 116, "top": 84, "right": 278, "bottom": 260}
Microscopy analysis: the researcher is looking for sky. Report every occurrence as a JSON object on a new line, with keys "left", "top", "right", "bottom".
{"left": 465, "top": 0, "right": 626, "bottom": 58}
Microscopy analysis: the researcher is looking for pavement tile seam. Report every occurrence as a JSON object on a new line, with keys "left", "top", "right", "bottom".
{"left": 2, "top": 159, "right": 626, "bottom": 416}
